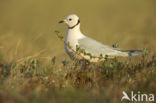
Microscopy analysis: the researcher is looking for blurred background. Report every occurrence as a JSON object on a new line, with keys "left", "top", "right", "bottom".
{"left": 0, "top": 1, "right": 156, "bottom": 103}
{"left": 0, "top": 0, "right": 156, "bottom": 63}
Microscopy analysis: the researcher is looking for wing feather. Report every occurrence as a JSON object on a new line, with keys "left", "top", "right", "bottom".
{"left": 78, "top": 37, "right": 124, "bottom": 57}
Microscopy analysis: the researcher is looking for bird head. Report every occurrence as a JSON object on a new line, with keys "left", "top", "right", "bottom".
{"left": 59, "top": 14, "right": 80, "bottom": 29}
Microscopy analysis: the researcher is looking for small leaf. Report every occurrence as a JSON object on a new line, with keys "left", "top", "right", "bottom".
{"left": 104, "top": 55, "right": 108, "bottom": 61}
{"left": 112, "top": 42, "right": 119, "bottom": 48}
{"left": 62, "top": 59, "right": 69, "bottom": 66}
{"left": 54, "top": 30, "right": 60, "bottom": 34}
{"left": 142, "top": 48, "right": 149, "bottom": 58}
{"left": 51, "top": 56, "right": 56, "bottom": 64}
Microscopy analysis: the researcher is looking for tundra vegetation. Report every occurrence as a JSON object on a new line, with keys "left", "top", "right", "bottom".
{"left": 0, "top": 0, "right": 156, "bottom": 103}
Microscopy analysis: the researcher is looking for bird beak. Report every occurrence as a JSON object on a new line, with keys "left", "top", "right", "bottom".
{"left": 58, "top": 20, "right": 64, "bottom": 23}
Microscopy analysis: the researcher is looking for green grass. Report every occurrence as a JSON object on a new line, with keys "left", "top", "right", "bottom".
{"left": 0, "top": 0, "right": 156, "bottom": 103}
{"left": 0, "top": 51, "right": 156, "bottom": 103}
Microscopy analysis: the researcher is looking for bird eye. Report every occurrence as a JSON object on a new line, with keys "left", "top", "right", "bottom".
{"left": 69, "top": 18, "right": 72, "bottom": 21}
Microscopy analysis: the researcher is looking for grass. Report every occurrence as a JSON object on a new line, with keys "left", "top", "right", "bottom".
{"left": 0, "top": 40, "right": 156, "bottom": 103}
{"left": 0, "top": 39, "right": 156, "bottom": 103}
{"left": 0, "top": 0, "right": 156, "bottom": 103}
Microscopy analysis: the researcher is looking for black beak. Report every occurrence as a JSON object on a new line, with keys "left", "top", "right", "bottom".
{"left": 58, "top": 20, "right": 64, "bottom": 23}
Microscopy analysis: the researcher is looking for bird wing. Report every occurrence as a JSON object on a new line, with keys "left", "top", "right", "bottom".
{"left": 78, "top": 37, "right": 123, "bottom": 57}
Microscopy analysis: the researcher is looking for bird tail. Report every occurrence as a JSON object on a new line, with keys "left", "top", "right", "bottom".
{"left": 120, "top": 50, "right": 142, "bottom": 56}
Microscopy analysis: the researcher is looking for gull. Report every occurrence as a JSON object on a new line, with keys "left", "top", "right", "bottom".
{"left": 59, "top": 14, "right": 141, "bottom": 62}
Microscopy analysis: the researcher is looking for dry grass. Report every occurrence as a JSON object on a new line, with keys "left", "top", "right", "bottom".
{"left": 0, "top": 0, "right": 156, "bottom": 103}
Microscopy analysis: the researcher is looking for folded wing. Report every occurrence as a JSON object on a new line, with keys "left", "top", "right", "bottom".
{"left": 78, "top": 37, "right": 127, "bottom": 57}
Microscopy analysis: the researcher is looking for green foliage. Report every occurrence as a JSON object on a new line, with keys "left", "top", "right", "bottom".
{"left": 62, "top": 59, "right": 69, "bottom": 66}
{"left": 51, "top": 56, "right": 56, "bottom": 65}
{"left": 55, "top": 30, "right": 64, "bottom": 40}
{"left": 0, "top": 54, "right": 156, "bottom": 103}
{"left": 112, "top": 42, "right": 119, "bottom": 48}
{"left": 142, "top": 48, "right": 149, "bottom": 58}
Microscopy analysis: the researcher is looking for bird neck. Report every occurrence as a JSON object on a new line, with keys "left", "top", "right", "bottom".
{"left": 66, "top": 24, "right": 85, "bottom": 45}
{"left": 68, "top": 24, "right": 81, "bottom": 33}
{"left": 67, "top": 24, "right": 84, "bottom": 38}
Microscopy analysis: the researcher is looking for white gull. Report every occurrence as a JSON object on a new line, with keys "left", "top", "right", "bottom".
{"left": 59, "top": 14, "right": 141, "bottom": 62}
